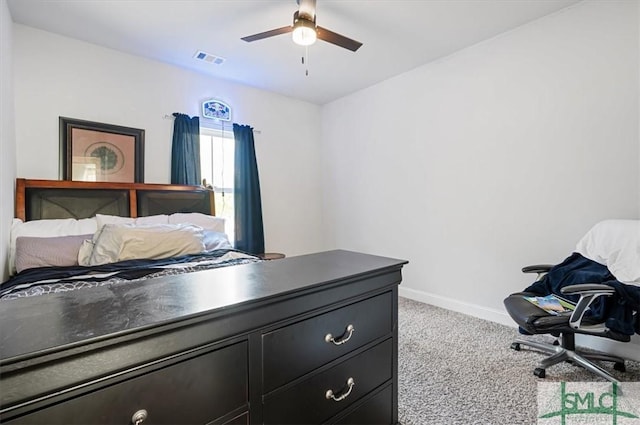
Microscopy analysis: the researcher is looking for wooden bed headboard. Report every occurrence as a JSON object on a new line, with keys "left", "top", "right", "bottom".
{"left": 15, "top": 179, "right": 215, "bottom": 221}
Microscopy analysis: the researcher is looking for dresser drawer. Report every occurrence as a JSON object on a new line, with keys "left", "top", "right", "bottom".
{"left": 332, "top": 385, "right": 392, "bottom": 425}
{"left": 220, "top": 411, "right": 249, "bottom": 425}
{"left": 263, "top": 339, "right": 393, "bottom": 425}
{"left": 8, "top": 342, "right": 248, "bottom": 425}
{"left": 263, "top": 292, "right": 392, "bottom": 392}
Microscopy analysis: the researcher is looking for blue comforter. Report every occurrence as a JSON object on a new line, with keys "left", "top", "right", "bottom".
{"left": 0, "top": 249, "right": 260, "bottom": 300}
{"left": 524, "top": 253, "right": 640, "bottom": 336}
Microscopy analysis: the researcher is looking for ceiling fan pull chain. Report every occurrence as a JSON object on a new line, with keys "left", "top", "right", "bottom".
{"left": 305, "top": 45, "right": 309, "bottom": 76}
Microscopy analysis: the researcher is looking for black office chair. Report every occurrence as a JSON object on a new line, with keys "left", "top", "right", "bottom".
{"left": 504, "top": 264, "right": 630, "bottom": 385}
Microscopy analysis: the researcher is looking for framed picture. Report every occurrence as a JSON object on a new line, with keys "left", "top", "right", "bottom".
{"left": 59, "top": 117, "right": 145, "bottom": 183}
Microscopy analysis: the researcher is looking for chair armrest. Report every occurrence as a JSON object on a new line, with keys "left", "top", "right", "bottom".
{"left": 561, "top": 284, "right": 616, "bottom": 295}
{"left": 522, "top": 264, "right": 554, "bottom": 281}
{"left": 561, "top": 284, "right": 615, "bottom": 331}
{"left": 521, "top": 265, "right": 554, "bottom": 274}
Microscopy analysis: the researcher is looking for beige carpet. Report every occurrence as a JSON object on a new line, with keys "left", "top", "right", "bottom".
{"left": 397, "top": 297, "right": 640, "bottom": 425}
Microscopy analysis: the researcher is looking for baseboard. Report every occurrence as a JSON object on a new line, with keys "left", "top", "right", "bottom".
{"left": 399, "top": 286, "right": 515, "bottom": 328}
{"left": 399, "top": 287, "right": 640, "bottom": 362}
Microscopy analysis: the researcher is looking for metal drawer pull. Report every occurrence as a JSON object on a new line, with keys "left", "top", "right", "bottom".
{"left": 131, "top": 409, "right": 148, "bottom": 425}
{"left": 325, "top": 377, "right": 355, "bottom": 402}
{"left": 325, "top": 324, "right": 355, "bottom": 345}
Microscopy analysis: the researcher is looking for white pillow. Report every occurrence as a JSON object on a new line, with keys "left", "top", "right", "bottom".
{"left": 168, "top": 213, "right": 225, "bottom": 233}
{"left": 202, "top": 230, "right": 232, "bottom": 251}
{"left": 9, "top": 218, "right": 98, "bottom": 275}
{"left": 96, "top": 214, "right": 133, "bottom": 227}
{"left": 96, "top": 214, "right": 169, "bottom": 228}
{"left": 80, "top": 223, "right": 206, "bottom": 266}
{"left": 575, "top": 219, "right": 640, "bottom": 285}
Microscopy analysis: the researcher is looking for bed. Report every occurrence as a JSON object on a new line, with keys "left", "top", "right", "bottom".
{"left": 0, "top": 179, "right": 407, "bottom": 425}
{"left": 3, "top": 178, "right": 255, "bottom": 300}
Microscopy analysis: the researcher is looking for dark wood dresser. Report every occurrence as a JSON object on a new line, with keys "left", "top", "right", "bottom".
{"left": 0, "top": 250, "right": 407, "bottom": 425}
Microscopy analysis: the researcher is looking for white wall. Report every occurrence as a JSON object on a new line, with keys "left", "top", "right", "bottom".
{"left": 0, "top": 0, "right": 16, "bottom": 281}
{"left": 321, "top": 0, "right": 639, "bottom": 329}
{"left": 12, "top": 25, "right": 324, "bottom": 257}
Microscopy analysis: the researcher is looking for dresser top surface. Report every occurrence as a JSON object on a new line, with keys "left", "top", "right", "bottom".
{"left": 0, "top": 250, "right": 406, "bottom": 361}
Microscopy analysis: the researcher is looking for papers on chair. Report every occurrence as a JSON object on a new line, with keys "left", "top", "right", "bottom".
{"left": 524, "top": 294, "right": 575, "bottom": 315}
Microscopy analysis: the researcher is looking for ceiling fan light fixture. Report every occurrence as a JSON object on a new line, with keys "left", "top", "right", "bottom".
{"left": 292, "top": 18, "right": 317, "bottom": 46}
{"left": 242, "top": 2, "right": 362, "bottom": 52}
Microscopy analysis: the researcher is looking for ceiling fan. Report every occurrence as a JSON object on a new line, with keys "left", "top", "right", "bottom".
{"left": 241, "top": 0, "right": 363, "bottom": 52}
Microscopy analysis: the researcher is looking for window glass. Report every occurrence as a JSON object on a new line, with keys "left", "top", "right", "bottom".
{"left": 200, "top": 128, "right": 234, "bottom": 242}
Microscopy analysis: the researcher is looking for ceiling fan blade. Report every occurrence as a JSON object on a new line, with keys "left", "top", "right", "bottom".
{"left": 241, "top": 26, "right": 292, "bottom": 43}
{"left": 297, "top": 0, "right": 316, "bottom": 20}
{"left": 316, "top": 26, "right": 362, "bottom": 52}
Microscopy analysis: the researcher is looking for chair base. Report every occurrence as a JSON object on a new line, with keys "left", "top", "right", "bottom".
{"left": 511, "top": 336, "right": 625, "bottom": 385}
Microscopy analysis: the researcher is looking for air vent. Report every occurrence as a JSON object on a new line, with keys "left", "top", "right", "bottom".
{"left": 193, "top": 50, "right": 225, "bottom": 65}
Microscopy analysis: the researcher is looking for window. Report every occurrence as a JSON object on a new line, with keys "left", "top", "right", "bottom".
{"left": 200, "top": 127, "right": 234, "bottom": 241}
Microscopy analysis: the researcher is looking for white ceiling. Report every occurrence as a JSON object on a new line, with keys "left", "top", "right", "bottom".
{"left": 7, "top": 0, "right": 580, "bottom": 105}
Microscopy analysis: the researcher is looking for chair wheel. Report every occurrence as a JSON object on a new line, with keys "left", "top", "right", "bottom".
{"left": 511, "top": 343, "right": 521, "bottom": 351}
{"left": 534, "top": 368, "right": 546, "bottom": 378}
{"left": 614, "top": 362, "right": 626, "bottom": 372}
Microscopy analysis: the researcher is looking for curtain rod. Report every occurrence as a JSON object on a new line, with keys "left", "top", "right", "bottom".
{"left": 163, "top": 114, "right": 261, "bottom": 134}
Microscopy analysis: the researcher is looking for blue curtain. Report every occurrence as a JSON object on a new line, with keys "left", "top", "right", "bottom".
{"left": 233, "top": 123, "right": 265, "bottom": 255}
{"left": 171, "top": 113, "right": 201, "bottom": 185}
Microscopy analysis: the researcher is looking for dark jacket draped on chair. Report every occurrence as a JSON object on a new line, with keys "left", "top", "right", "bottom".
{"left": 525, "top": 253, "right": 640, "bottom": 336}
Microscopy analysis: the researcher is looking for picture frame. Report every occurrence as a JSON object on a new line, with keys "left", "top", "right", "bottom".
{"left": 59, "top": 117, "right": 145, "bottom": 183}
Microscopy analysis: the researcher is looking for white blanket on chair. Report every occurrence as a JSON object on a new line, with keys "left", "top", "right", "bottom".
{"left": 575, "top": 219, "right": 640, "bottom": 285}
